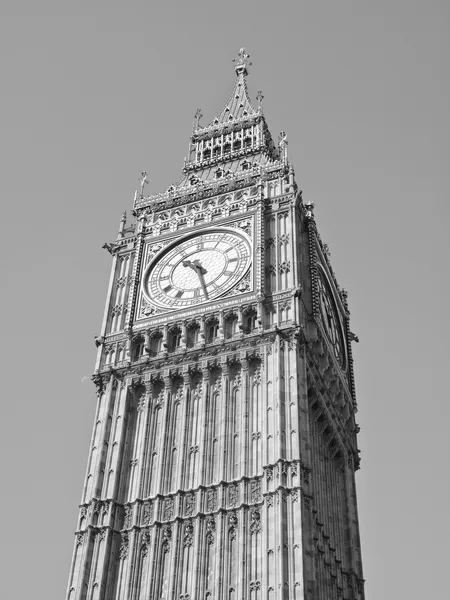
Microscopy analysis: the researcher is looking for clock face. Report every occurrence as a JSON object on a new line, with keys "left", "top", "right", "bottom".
{"left": 317, "top": 271, "right": 346, "bottom": 368}
{"left": 144, "top": 229, "right": 252, "bottom": 309}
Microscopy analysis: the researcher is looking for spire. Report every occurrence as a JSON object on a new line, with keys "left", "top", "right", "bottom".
{"left": 205, "top": 48, "right": 259, "bottom": 129}
{"left": 167, "top": 47, "right": 279, "bottom": 189}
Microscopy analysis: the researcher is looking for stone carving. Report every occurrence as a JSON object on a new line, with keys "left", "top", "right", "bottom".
{"left": 229, "top": 485, "right": 239, "bottom": 507}
{"left": 98, "top": 528, "right": 107, "bottom": 541}
{"left": 142, "top": 501, "right": 152, "bottom": 525}
{"left": 252, "top": 367, "right": 262, "bottom": 386}
{"left": 251, "top": 480, "right": 261, "bottom": 503}
{"left": 266, "top": 466, "right": 273, "bottom": 482}
{"left": 249, "top": 581, "right": 261, "bottom": 591}
{"left": 192, "top": 383, "right": 202, "bottom": 401}
{"left": 228, "top": 512, "right": 238, "bottom": 540}
{"left": 302, "top": 466, "right": 311, "bottom": 485}
{"left": 164, "top": 498, "right": 174, "bottom": 520}
{"left": 162, "top": 525, "right": 172, "bottom": 553}
{"left": 279, "top": 261, "right": 290, "bottom": 273}
{"left": 183, "top": 521, "right": 194, "bottom": 547}
{"left": 137, "top": 397, "right": 147, "bottom": 412}
{"left": 206, "top": 516, "right": 216, "bottom": 545}
{"left": 266, "top": 493, "right": 274, "bottom": 507}
{"left": 185, "top": 494, "right": 196, "bottom": 517}
{"left": 141, "top": 529, "right": 151, "bottom": 556}
{"left": 233, "top": 370, "right": 242, "bottom": 387}
{"left": 119, "top": 532, "right": 129, "bottom": 559}
{"left": 291, "top": 489, "right": 299, "bottom": 503}
{"left": 207, "top": 489, "right": 217, "bottom": 512}
{"left": 141, "top": 298, "right": 157, "bottom": 317}
{"left": 123, "top": 506, "right": 132, "bottom": 529}
{"left": 76, "top": 532, "right": 85, "bottom": 546}
{"left": 250, "top": 509, "right": 261, "bottom": 535}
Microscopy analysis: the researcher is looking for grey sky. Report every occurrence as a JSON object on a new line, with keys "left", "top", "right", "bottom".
{"left": 0, "top": 1, "right": 449, "bottom": 598}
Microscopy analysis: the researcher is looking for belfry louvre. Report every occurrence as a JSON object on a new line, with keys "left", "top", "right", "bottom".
{"left": 67, "top": 49, "right": 365, "bottom": 600}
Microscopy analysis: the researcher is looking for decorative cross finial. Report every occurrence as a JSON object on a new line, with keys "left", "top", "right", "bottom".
{"left": 194, "top": 108, "right": 203, "bottom": 129}
{"left": 278, "top": 131, "right": 288, "bottom": 163}
{"left": 256, "top": 90, "right": 264, "bottom": 108}
{"left": 233, "top": 47, "right": 252, "bottom": 76}
{"left": 139, "top": 171, "right": 149, "bottom": 198}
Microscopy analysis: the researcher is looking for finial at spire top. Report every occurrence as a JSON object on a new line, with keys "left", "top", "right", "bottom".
{"left": 193, "top": 108, "right": 203, "bottom": 130}
{"left": 256, "top": 90, "right": 264, "bottom": 108}
{"left": 139, "top": 171, "right": 149, "bottom": 198}
{"left": 233, "top": 48, "right": 252, "bottom": 76}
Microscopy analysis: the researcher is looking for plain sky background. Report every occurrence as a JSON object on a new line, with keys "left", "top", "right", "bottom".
{"left": 0, "top": 1, "right": 449, "bottom": 598}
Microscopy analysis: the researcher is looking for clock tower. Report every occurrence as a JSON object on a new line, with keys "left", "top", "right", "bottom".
{"left": 67, "top": 49, "right": 365, "bottom": 600}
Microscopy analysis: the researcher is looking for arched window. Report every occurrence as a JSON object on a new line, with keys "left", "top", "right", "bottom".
{"left": 225, "top": 314, "right": 238, "bottom": 339}
{"left": 223, "top": 142, "right": 231, "bottom": 154}
{"left": 187, "top": 322, "right": 200, "bottom": 348}
{"left": 206, "top": 319, "right": 219, "bottom": 343}
{"left": 243, "top": 310, "right": 257, "bottom": 334}
{"left": 233, "top": 138, "right": 241, "bottom": 151}
{"left": 133, "top": 338, "right": 145, "bottom": 361}
{"left": 244, "top": 137, "right": 252, "bottom": 149}
{"left": 150, "top": 332, "right": 163, "bottom": 356}
{"left": 169, "top": 327, "right": 182, "bottom": 351}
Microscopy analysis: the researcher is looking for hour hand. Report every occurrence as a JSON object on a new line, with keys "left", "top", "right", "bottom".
{"left": 182, "top": 259, "right": 207, "bottom": 275}
{"left": 182, "top": 259, "right": 209, "bottom": 299}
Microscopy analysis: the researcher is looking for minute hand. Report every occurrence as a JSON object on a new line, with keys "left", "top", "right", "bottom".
{"left": 182, "top": 259, "right": 209, "bottom": 300}
{"left": 196, "top": 267, "right": 209, "bottom": 300}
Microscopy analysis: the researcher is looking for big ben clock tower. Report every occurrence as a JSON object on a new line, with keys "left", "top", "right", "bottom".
{"left": 67, "top": 49, "right": 365, "bottom": 600}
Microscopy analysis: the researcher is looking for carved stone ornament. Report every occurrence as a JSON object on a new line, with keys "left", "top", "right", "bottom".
{"left": 119, "top": 532, "right": 129, "bottom": 559}
{"left": 250, "top": 509, "right": 261, "bottom": 535}
{"left": 229, "top": 485, "right": 239, "bottom": 507}
{"left": 207, "top": 489, "right": 217, "bottom": 512}
{"left": 141, "top": 297, "right": 157, "bottom": 317}
{"left": 251, "top": 480, "right": 262, "bottom": 503}
{"left": 142, "top": 501, "right": 152, "bottom": 525}
{"left": 206, "top": 516, "right": 216, "bottom": 545}
{"left": 141, "top": 528, "right": 151, "bottom": 548}
{"left": 76, "top": 532, "right": 85, "bottom": 546}
{"left": 183, "top": 521, "right": 194, "bottom": 547}
{"left": 185, "top": 494, "right": 196, "bottom": 517}
{"left": 162, "top": 525, "right": 172, "bottom": 553}
{"left": 164, "top": 498, "right": 174, "bottom": 520}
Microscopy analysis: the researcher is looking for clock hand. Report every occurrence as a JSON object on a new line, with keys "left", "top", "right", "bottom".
{"left": 196, "top": 268, "right": 209, "bottom": 300}
{"left": 182, "top": 259, "right": 209, "bottom": 299}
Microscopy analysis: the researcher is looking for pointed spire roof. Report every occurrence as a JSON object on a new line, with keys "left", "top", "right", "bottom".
{"left": 207, "top": 48, "right": 259, "bottom": 127}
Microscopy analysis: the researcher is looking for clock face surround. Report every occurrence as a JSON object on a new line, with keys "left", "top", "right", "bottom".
{"left": 143, "top": 228, "right": 252, "bottom": 309}
{"left": 317, "top": 268, "right": 346, "bottom": 369}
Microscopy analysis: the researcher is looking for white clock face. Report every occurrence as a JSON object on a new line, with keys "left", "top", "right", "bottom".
{"left": 144, "top": 229, "right": 252, "bottom": 309}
